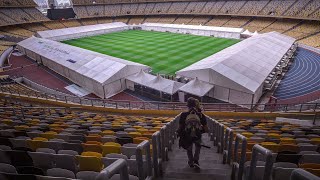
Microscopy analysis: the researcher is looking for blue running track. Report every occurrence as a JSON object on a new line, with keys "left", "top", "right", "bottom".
{"left": 274, "top": 47, "right": 320, "bottom": 100}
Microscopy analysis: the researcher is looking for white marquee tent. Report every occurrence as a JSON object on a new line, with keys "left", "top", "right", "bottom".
{"left": 17, "top": 36, "right": 149, "bottom": 98}
{"left": 140, "top": 23, "right": 244, "bottom": 39}
{"left": 179, "top": 78, "right": 214, "bottom": 97}
{"left": 126, "top": 70, "right": 184, "bottom": 95}
{"left": 36, "top": 22, "right": 130, "bottom": 41}
{"left": 177, "top": 32, "right": 296, "bottom": 106}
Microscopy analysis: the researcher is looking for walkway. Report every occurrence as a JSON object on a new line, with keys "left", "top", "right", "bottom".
{"left": 161, "top": 133, "right": 231, "bottom": 180}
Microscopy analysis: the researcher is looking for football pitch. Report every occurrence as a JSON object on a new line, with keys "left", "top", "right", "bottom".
{"left": 63, "top": 30, "right": 240, "bottom": 75}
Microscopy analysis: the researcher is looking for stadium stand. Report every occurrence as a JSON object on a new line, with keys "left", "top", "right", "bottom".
{"left": 1, "top": 1, "right": 320, "bottom": 179}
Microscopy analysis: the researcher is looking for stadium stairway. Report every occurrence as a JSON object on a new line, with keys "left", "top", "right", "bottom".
{"left": 159, "top": 133, "right": 231, "bottom": 180}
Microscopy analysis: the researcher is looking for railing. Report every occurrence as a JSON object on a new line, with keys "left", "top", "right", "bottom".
{"left": 291, "top": 169, "right": 320, "bottom": 180}
{"left": 248, "top": 144, "right": 274, "bottom": 180}
{"left": 136, "top": 140, "right": 152, "bottom": 180}
{"left": 1, "top": 84, "right": 320, "bottom": 112}
{"left": 232, "top": 134, "right": 248, "bottom": 180}
{"left": 96, "top": 159, "right": 130, "bottom": 180}
{"left": 223, "top": 127, "right": 233, "bottom": 165}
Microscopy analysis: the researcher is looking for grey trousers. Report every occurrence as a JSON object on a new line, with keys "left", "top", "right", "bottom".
{"left": 186, "top": 141, "right": 201, "bottom": 163}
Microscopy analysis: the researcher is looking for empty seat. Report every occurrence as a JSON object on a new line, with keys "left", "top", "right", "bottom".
{"left": 36, "top": 148, "right": 56, "bottom": 154}
{"left": 7, "top": 150, "right": 33, "bottom": 167}
{"left": 29, "top": 152, "right": 55, "bottom": 170}
{"left": 62, "top": 142, "right": 83, "bottom": 154}
{"left": 77, "top": 156, "right": 103, "bottom": 172}
{"left": 42, "top": 141, "right": 63, "bottom": 152}
{"left": 102, "top": 142, "right": 121, "bottom": 156}
{"left": 10, "top": 138, "right": 29, "bottom": 149}
{"left": 76, "top": 171, "right": 99, "bottom": 180}
{"left": 57, "top": 150, "right": 79, "bottom": 156}
{"left": 54, "top": 154, "right": 78, "bottom": 173}
{"left": 0, "top": 145, "right": 11, "bottom": 150}
{"left": 82, "top": 143, "right": 102, "bottom": 154}
{"left": 101, "top": 135, "right": 116, "bottom": 143}
{"left": 121, "top": 146, "right": 136, "bottom": 158}
{"left": 300, "top": 154, "right": 320, "bottom": 164}
{"left": 272, "top": 167, "right": 297, "bottom": 180}
{"left": 47, "top": 168, "right": 75, "bottom": 179}
{"left": 116, "top": 137, "right": 133, "bottom": 145}
{"left": 0, "top": 163, "right": 17, "bottom": 173}
{"left": 16, "top": 166, "right": 44, "bottom": 175}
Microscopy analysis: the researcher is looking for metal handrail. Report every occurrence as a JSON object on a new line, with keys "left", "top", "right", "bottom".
{"left": 217, "top": 123, "right": 225, "bottom": 153}
{"left": 290, "top": 169, "right": 320, "bottom": 180}
{"left": 96, "top": 159, "right": 129, "bottom": 180}
{"left": 223, "top": 127, "right": 233, "bottom": 164}
{"left": 248, "top": 144, "right": 274, "bottom": 180}
{"left": 152, "top": 131, "right": 161, "bottom": 177}
{"left": 232, "top": 133, "right": 247, "bottom": 180}
{"left": 0, "top": 86, "right": 319, "bottom": 112}
{"left": 136, "top": 140, "right": 153, "bottom": 180}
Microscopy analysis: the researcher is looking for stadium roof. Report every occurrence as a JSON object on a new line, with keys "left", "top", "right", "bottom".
{"left": 126, "top": 71, "right": 184, "bottom": 95}
{"left": 17, "top": 36, "right": 149, "bottom": 98}
{"left": 177, "top": 32, "right": 296, "bottom": 94}
{"left": 141, "top": 23, "right": 244, "bottom": 33}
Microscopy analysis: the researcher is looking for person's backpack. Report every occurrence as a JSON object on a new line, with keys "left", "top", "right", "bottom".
{"left": 185, "top": 110, "right": 202, "bottom": 139}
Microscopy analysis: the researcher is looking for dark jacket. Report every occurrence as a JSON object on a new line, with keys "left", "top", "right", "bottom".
{"left": 178, "top": 109, "right": 207, "bottom": 149}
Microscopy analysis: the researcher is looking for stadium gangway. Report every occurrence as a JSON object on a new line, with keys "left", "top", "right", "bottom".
{"left": 0, "top": 86, "right": 320, "bottom": 113}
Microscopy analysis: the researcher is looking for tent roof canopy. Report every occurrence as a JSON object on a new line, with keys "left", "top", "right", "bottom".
{"left": 37, "top": 22, "right": 127, "bottom": 40}
{"left": 18, "top": 36, "right": 149, "bottom": 85}
{"left": 177, "top": 32, "right": 296, "bottom": 94}
{"left": 126, "top": 71, "right": 184, "bottom": 95}
{"left": 179, "top": 78, "right": 214, "bottom": 97}
{"left": 141, "top": 23, "right": 244, "bottom": 33}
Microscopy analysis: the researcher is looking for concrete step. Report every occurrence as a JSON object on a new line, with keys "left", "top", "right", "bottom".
{"left": 160, "top": 133, "right": 231, "bottom": 180}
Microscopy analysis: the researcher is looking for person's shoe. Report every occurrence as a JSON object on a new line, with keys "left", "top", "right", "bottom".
{"left": 193, "top": 161, "right": 200, "bottom": 169}
{"left": 188, "top": 161, "right": 194, "bottom": 168}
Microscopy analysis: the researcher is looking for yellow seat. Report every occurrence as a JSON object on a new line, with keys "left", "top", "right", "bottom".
{"left": 77, "top": 156, "right": 103, "bottom": 172}
{"left": 128, "top": 132, "right": 142, "bottom": 138}
{"left": 278, "top": 144, "right": 299, "bottom": 153}
{"left": 241, "top": 132, "right": 253, "bottom": 138}
{"left": 267, "top": 133, "right": 281, "bottom": 139}
{"left": 311, "top": 138, "right": 320, "bottom": 145}
{"left": 27, "top": 138, "right": 48, "bottom": 151}
{"left": 260, "top": 142, "right": 279, "bottom": 153}
{"left": 280, "top": 137, "right": 296, "bottom": 144}
{"left": 133, "top": 137, "right": 150, "bottom": 144}
{"left": 15, "top": 125, "right": 29, "bottom": 131}
{"left": 81, "top": 151, "right": 103, "bottom": 158}
{"left": 40, "top": 131, "right": 57, "bottom": 139}
{"left": 101, "top": 130, "right": 115, "bottom": 136}
{"left": 102, "top": 142, "right": 121, "bottom": 156}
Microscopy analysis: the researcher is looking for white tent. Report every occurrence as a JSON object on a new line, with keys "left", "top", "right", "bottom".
{"left": 126, "top": 72, "right": 184, "bottom": 95}
{"left": 140, "top": 23, "right": 244, "bottom": 39}
{"left": 36, "top": 22, "right": 129, "bottom": 41}
{"left": 177, "top": 32, "right": 296, "bottom": 106}
{"left": 179, "top": 78, "right": 214, "bottom": 97}
{"left": 17, "top": 36, "right": 149, "bottom": 98}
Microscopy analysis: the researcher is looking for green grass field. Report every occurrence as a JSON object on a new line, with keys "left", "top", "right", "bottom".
{"left": 63, "top": 30, "right": 240, "bottom": 75}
